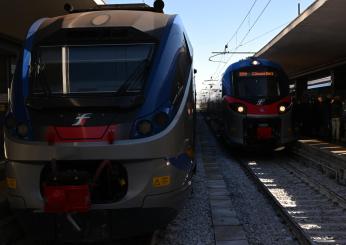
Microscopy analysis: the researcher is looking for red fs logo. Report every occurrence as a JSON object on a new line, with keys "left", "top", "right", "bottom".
{"left": 72, "top": 113, "right": 92, "bottom": 126}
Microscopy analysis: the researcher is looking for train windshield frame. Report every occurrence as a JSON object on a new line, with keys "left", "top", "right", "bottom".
{"left": 232, "top": 66, "right": 289, "bottom": 100}
{"left": 30, "top": 43, "right": 155, "bottom": 96}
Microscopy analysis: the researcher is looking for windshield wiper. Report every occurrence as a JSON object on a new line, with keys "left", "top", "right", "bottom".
{"left": 32, "top": 62, "right": 52, "bottom": 96}
{"left": 116, "top": 60, "right": 150, "bottom": 95}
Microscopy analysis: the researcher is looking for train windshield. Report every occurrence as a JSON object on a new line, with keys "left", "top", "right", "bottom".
{"left": 31, "top": 44, "right": 155, "bottom": 95}
{"left": 233, "top": 69, "right": 285, "bottom": 99}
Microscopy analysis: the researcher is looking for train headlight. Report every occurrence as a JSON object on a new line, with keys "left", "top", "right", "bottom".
{"left": 16, "top": 123, "right": 29, "bottom": 137}
{"left": 229, "top": 103, "right": 247, "bottom": 114}
{"left": 133, "top": 106, "right": 172, "bottom": 139}
{"left": 237, "top": 106, "right": 245, "bottom": 113}
{"left": 279, "top": 105, "right": 286, "bottom": 113}
{"left": 252, "top": 60, "right": 260, "bottom": 66}
{"left": 278, "top": 102, "right": 292, "bottom": 114}
{"left": 154, "top": 112, "right": 169, "bottom": 127}
{"left": 137, "top": 120, "right": 153, "bottom": 136}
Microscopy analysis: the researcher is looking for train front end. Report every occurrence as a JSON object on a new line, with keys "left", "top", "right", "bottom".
{"left": 4, "top": 6, "right": 195, "bottom": 242}
{"left": 221, "top": 58, "right": 295, "bottom": 148}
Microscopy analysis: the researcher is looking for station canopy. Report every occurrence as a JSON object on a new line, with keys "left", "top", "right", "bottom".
{"left": 0, "top": 0, "right": 105, "bottom": 42}
{"left": 255, "top": 0, "right": 346, "bottom": 79}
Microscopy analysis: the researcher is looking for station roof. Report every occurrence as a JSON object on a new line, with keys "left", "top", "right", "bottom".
{"left": 0, "top": 0, "right": 105, "bottom": 42}
{"left": 255, "top": 0, "right": 346, "bottom": 79}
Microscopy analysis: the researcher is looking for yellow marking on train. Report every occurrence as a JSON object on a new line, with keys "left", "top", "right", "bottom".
{"left": 6, "top": 178, "right": 16, "bottom": 189}
{"left": 153, "top": 176, "right": 171, "bottom": 188}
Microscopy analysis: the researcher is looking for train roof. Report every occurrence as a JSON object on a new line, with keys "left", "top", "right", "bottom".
{"left": 35, "top": 8, "right": 174, "bottom": 42}
{"left": 67, "top": 3, "right": 161, "bottom": 13}
{"left": 224, "top": 58, "right": 285, "bottom": 75}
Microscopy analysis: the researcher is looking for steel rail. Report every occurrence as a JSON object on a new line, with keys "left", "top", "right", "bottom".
{"left": 203, "top": 116, "right": 312, "bottom": 245}
{"left": 236, "top": 157, "right": 313, "bottom": 245}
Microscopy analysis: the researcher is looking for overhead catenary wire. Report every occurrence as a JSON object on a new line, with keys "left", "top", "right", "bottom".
{"left": 225, "top": 0, "right": 259, "bottom": 47}
{"left": 228, "top": 0, "right": 272, "bottom": 59}
{"left": 210, "top": 21, "right": 289, "bottom": 81}
{"left": 209, "top": 0, "right": 259, "bottom": 81}
{"left": 220, "top": 0, "right": 273, "bottom": 73}
{"left": 213, "top": 20, "right": 283, "bottom": 80}
{"left": 211, "top": 46, "right": 227, "bottom": 79}
{"left": 240, "top": 21, "right": 288, "bottom": 47}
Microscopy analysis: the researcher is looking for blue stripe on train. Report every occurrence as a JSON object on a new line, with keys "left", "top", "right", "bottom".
{"left": 12, "top": 18, "right": 47, "bottom": 139}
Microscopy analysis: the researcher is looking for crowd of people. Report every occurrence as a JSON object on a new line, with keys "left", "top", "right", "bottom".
{"left": 293, "top": 94, "right": 346, "bottom": 142}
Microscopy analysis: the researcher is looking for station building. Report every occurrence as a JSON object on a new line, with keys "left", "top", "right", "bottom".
{"left": 255, "top": 0, "right": 346, "bottom": 99}
{"left": 0, "top": 0, "right": 105, "bottom": 157}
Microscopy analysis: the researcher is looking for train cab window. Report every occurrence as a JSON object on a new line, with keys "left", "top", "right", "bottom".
{"left": 233, "top": 69, "right": 287, "bottom": 99}
{"left": 32, "top": 47, "right": 63, "bottom": 94}
{"left": 31, "top": 44, "right": 155, "bottom": 95}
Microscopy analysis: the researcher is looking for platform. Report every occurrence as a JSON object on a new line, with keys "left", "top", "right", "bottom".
{"left": 292, "top": 139, "right": 346, "bottom": 185}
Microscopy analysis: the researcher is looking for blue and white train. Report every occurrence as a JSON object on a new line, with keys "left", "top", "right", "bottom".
{"left": 4, "top": 3, "right": 195, "bottom": 242}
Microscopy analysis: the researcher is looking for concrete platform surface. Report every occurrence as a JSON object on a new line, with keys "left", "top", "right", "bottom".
{"left": 214, "top": 225, "right": 247, "bottom": 241}
{"left": 216, "top": 240, "right": 249, "bottom": 245}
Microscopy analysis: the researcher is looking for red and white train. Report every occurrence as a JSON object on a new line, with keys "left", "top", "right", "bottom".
{"left": 219, "top": 58, "right": 296, "bottom": 148}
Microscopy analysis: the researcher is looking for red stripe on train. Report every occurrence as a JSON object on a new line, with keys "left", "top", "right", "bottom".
{"left": 45, "top": 125, "right": 119, "bottom": 143}
{"left": 56, "top": 126, "right": 108, "bottom": 139}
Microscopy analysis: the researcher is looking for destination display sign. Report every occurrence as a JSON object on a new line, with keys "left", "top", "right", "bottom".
{"left": 238, "top": 71, "right": 275, "bottom": 77}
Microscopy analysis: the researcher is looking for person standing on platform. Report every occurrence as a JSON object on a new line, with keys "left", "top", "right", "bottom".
{"left": 325, "top": 94, "right": 332, "bottom": 140}
{"left": 301, "top": 95, "right": 310, "bottom": 136}
{"left": 292, "top": 98, "right": 303, "bottom": 135}
{"left": 342, "top": 99, "right": 346, "bottom": 141}
{"left": 331, "top": 96, "right": 343, "bottom": 142}
{"left": 309, "top": 96, "right": 318, "bottom": 136}
{"left": 318, "top": 95, "right": 330, "bottom": 139}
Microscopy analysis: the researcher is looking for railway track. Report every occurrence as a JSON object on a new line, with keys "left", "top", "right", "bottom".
{"left": 239, "top": 154, "right": 346, "bottom": 244}
{"left": 203, "top": 114, "right": 346, "bottom": 244}
{"left": 201, "top": 116, "right": 298, "bottom": 244}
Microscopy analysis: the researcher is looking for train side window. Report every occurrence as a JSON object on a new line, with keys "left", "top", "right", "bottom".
{"left": 171, "top": 37, "right": 192, "bottom": 108}
{"left": 183, "top": 34, "right": 192, "bottom": 59}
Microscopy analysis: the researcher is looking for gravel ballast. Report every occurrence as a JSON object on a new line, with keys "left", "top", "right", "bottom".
{"left": 200, "top": 118, "right": 297, "bottom": 245}
{"left": 153, "top": 143, "right": 214, "bottom": 245}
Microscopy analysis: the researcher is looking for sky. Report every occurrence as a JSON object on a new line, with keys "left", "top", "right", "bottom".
{"left": 107, "top": 0, "right": 315, "bottom": 91}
